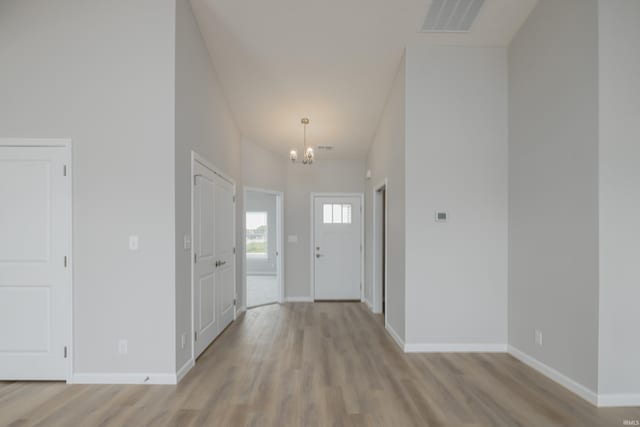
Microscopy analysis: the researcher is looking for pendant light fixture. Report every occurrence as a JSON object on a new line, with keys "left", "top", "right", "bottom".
{"left": 290, "top": 117, "right": 314, "bottom": 165}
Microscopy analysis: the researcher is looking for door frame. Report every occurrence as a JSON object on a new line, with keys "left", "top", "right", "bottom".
{"left": 243, "top": 187, "right": 285, "bottom": 308}
{"left": 190, "top": 151, "right": 236, "bottom": 363}
{"left": 0, "top": 138, "right": 73, "bottom": 382}
{"left": 372, "top": 179, "right": 388, "bottom": 323}
{"left": 310, "top": 192, "right": 364, "bottom": 301}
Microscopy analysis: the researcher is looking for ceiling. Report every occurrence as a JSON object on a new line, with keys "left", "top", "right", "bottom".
{"left": 190, "top": 0, "right": 537, "bottom": 160}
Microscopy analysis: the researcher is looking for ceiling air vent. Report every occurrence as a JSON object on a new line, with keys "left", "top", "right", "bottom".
{"left": 317, "top": 146, "right": 333, "bottom": 151}
{"left": 420, "top": 0, "right": 485, "bottom": 33}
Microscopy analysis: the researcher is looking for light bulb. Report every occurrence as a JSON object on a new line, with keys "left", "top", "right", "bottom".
{"left": 289, "top": 150, "right": 297, "bottom": 162}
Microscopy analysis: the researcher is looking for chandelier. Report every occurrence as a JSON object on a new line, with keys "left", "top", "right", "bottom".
{"left": 289, "top": 118, "right": 314, "bottom": 165}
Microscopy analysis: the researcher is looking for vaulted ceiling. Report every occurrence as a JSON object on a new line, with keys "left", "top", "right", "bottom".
{"left": 191, "top": 0, "right": 537, "bottom": 159}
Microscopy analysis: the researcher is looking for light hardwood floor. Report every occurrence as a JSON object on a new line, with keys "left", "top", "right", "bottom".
{"left": 1, "top": 302, "right": 638, "bottom": 426}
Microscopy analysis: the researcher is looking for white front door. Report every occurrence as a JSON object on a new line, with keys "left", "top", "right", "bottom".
{"left": 193, "top": 161, "right": 218, "bottom": 358}
{"left": 0, "top": 144, "right": 71, "bottom": 380}
{"left": 313, "top": 196, "right": 362, "bottom": 300}
{"left": 193, "top": 157, "right": 236, "bottom": 359}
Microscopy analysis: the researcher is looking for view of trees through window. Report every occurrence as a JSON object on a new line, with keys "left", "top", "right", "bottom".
{"left": 246, "top": 211, "right": 268, "bottom": 256}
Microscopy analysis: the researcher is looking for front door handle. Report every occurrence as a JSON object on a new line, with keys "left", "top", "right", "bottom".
{"left": 215, "top": 260, "right": 227, "bottom": 267}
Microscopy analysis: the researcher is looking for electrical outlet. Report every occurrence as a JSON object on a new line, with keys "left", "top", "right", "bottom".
{"left": 181, "top": 332, "right": 186, "bottom": 349}
{"left": 118, "top": 339, "right": 128, "bottom": 355}
{"left": 535, "top": 329, "right": 543, "bottom": 346}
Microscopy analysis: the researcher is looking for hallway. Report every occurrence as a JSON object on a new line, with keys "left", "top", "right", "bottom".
{"left": 0, "top": 303, "right": 637, "bottom": 426}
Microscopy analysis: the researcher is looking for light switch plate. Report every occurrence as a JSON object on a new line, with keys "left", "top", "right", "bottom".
{"left": 129, "top": 235, "right": 139, "bottom": 250}
{"left": 184, "top": 235, "right": 191, "bottom": 250}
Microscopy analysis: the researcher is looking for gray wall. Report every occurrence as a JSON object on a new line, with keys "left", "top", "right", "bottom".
{"left": 404, "top": 45, "right": 508, "bottom": 346}
{"left": 174, "top": 0, "right": 242, "bottom": 371}
{"left": 597, "top": 0, "right": 640, "bottom": 396}
{"left": 0, "top": 0, "right": 177, "bottom": 375}
{"left": 508, "top": 0, "right": 600, "bottom": 391}
{"left": 365, "top": 55, "right": 406, "bottom": 340}
{"left": 285, "top": 159, "right": 366, "bottom": 299}
{"left": 245, "top": 191, "right": 277, "bottom": 275}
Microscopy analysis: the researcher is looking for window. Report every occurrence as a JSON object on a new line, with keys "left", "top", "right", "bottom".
{"left": 246, "top": 212, "right": 268, "bottom": 257}
{"left": 322, "top": 204, "right": 352, "bottom": 224}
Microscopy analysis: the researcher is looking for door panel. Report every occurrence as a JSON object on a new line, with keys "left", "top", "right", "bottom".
{"left": 192, "top": 158, "right": 236, "bottom": 359}
{"left": 214, "top": 174, "right": 235, "bottom": 330}
{"left": 314, "top": 196, "right": 361, "bottom": 300}
{"left": 0, "top": 145, "right": 70, "bottom": 380}
{"left": 193, "top": 162, "right": 217, "bottom": 358}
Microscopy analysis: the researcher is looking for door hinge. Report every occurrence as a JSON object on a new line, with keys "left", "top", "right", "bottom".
{"left": 63, "top": 165, "right": 67, "bottom": 176}
{"left": 64, "top": 256, "right": 68, "bottom": 267}
{"left": 193, "top": 175, "right": 197, "bottom": 185}
{"left": 194, "top": 331, "right": 198, "bottom": 342}
{"left": 233, "top": 247, "right": 236, "bottom": 255}
{"left": 64, "top": 346, "right": 68, "bottom": 358}
{"left": 194, "top": 253, "right": 197, "bottom": 263}
{"left": 233, "top": 195, "right": 236, "bottom": 203}
{"left": 233, "top": 298, "right": 236, "bottom": 306}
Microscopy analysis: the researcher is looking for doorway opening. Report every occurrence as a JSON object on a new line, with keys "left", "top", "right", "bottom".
{"left": 373, "top": 180, "right": 388, "bottom": 321}
{"left": 244, "top": 188, "right": 284, "bottom": 308}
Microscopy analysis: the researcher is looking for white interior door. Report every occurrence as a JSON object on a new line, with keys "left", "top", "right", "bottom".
{"left": 214, "top": 173, "right": 235, "bottom": 331}
{"left": 313, "top": 195, "right": 362, "bottom": 300}
{"left": 193, "top": 161, "right": 218, "bottom": 358}
{"left": 0, "top": 144, "right": 71, "bottom": 380}
{"left": 193, "top": 156, "right": 236, "bottom": 359}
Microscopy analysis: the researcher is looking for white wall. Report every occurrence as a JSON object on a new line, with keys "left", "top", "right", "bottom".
{"left": 508, "top": 0, "right": 600, "bottom": 392}
{"left": 404, "top": 45, "right": 508, "bottom": 347}
{"left": 0, "top": 0, "right": 177, "bottom": 376}
{"left": 365, "top": 55, "right": 406, "bottom": 340}
{"left": 285, "top": 159, "right": 366, "bottom": 299}
{"left": 241, "top": 139, "right": 286, "bottom": 192}
{"left": 245, "top": 191, "right": 278, "bottom": 275}
{"left": 174, "top": 0, "right": 242, "bottom": 372}
{"left": 597, "top": 0, "right": 640, "bottom": 397}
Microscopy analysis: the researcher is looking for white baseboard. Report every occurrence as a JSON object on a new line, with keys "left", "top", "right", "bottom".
{"left": 405, "top": 343, "right": 508, "bottom": 353}
{"left": 236, "top": 305, "right": 246, "bottom": 314}
{"left": 176, "top": 359, "right": 194, "bottom": 383}
{"left": 70, "top": 372, "right": 177, "bottom": 385}
{"left": 385, "top": 323, "right": 405, "bottom": 351}
{"left": 597, "top": 393, "right": 640, "bottom": 407}
{"left": 285, "top": 296, "right": 314, "bottom": 302}
{"left": 508, "top": 345, "right": 598, "bottom": 406}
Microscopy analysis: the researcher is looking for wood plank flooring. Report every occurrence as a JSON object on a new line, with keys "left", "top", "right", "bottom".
{"left": 1, "top": 302, "right": 638, "bottom": 426}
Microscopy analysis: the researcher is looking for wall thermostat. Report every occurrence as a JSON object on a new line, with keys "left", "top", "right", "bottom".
{"left": 435, "top": 211, "right": 448, "bottom": 222}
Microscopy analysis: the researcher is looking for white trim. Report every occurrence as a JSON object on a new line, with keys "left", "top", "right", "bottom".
{"left": 310, "top": 192, "right": 365, "bottom": 301}
{"left": 385, "top": 324, "right": 405, "bottom": 351}
{"left": 285, "top": 296, "right": 314, "bottom": 302}
{"left": 70, "top": 373, "right": 177, "bottom": 385}
{"left": 597, "top": 394, "right": 640, "bottom": 407}
{"left": 0, "top": 138, "right": 71, "bottom": 148}
{"left": 405, "top": 343, "right": 508, "bottom": 353}
{"left": 176, "top": 359, "right": 194, "bottom": 383}
{"left": 508, "top": 345, "right": 598, "bottom": 406}
{"left": 236, "top": 305, "right": 247, "bottom": 314}
{"left": 243, "top": 186, "right": 285, "bottom": 308}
